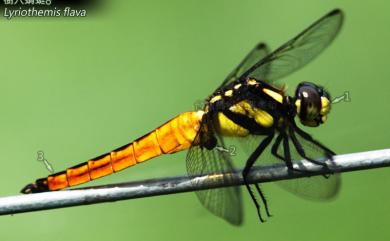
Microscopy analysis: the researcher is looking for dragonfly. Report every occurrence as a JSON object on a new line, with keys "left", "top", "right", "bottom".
{"left": 21, "top": 9, "right": 344, "bottom": 225}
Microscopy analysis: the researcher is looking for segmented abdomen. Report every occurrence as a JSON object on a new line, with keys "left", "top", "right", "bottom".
{"left": 21, "top": 111, "right": 204, "bottom": 194}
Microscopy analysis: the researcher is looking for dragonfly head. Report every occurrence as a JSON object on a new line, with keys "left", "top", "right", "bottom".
{"left": 294, "top": 82, "right": 331, "bottom": 127}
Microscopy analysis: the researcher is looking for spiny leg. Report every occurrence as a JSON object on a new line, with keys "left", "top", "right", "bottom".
{"left": 271, "top": 132, "right": 315, "bottom": 175}
{"left": 254, "top": 183, "right": 272, "bottom": 217}
{"left": 288, "top": 127, "right": 334, "bottom": 178}
{"left": 271, "top": 134, "right": 285, "bottom": 161}
{"left": 292, "top": 123, "right": 335, "bottom": 156}
{"left": 242, "top": 133, "right": 274, "bottom": 222}
{"left": 253, "top": 135, "right": 274, "bottom": 217}
{"left": 271, "top": 133, "right": 295, "bottom": 170}
{"left": 288, "top": 128, "right": 328, "bottom": 167}
{"left": 244, "top": 180, "right": 264, "bottom": 222}
{"left": 282, "top": 133, "right": 293, "bottom": 169}
{"left": 292, "top": 125, "right": 336, "bottom": 176}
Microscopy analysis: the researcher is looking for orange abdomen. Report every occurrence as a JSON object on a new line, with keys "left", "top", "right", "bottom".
{"left": 21, "top": 111, "right": 204, "bottom": 194}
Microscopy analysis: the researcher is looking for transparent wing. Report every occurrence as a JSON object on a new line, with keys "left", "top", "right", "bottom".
{"left": 186, "top": 129, "right": 243, "bottom": 225}
{"left": 216, "top": 43, "right": 270, "bottom": 90}
{"left": 241, "top": 9, "right": 344, "bottom": 82}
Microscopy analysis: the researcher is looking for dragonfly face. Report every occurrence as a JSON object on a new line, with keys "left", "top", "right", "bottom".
{"left": 294, "top": 82, "right": 331, "bottom": 127}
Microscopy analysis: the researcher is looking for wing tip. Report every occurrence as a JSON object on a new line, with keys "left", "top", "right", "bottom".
{"left": 330, "top": 8, "right": 343, "bottom": 15}
{"left": 255, "top": 42, "right": 267, "bottom": 49}
{"left": 328, "top": 8, "right": 345, "bottom": 21}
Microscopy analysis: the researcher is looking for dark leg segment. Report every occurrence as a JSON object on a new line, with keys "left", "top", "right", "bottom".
{"left": 288, "top": 127, "right": 328, "bottom": 167}
{"left": 254, "top": 183, "right": 272, "bottom": 217}
{"left": 271, "top": 131, "right": 318, "bottom": 175}
{"left": 282, "top": 132, "right": 293, "bottom": 169}
{"left": 292, "top": 123, "right": 335, "bottom": 156}
{"left": 242, "top": 133, "right": 274, "bottom": 222}
{"left": 271, "top": 134, "right": 284, "bottom": 161}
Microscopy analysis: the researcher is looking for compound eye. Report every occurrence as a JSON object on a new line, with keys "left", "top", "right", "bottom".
{"left": 295, "top": 84, "right": 321, "bottom": 124}
{"left": 302, "top": 89, "right": 321, "bottom": 116}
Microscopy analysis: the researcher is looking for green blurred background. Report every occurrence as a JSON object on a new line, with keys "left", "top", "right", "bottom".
{"left": 1, "top": 0, "right": 389, "bottom": 240}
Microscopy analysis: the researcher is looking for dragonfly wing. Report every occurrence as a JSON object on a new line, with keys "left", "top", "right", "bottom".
{"left": 241, "top": 9, "right": 344, "bottom": 83}
{"left": 277, "top": 171, "right": 341, "bottom": 200}
{"left": 186, "top": 130, "right": 243, "bottom": 225}
{"left": 216, "top": 43, "right": 270, "bottom": 90}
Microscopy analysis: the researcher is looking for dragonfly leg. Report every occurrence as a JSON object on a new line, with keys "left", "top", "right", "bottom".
{"left": 243, "top": 182, "right": 264, "bottom": 222}
{"left": 271, "top": 134, "right": 285, "bottom": 161}
{"left": 282, "top": 133, "right": 293, "bottom": 168}
{"left": 242, "top": 133, "right": 274, "bottom": 223}
{"left": 288, "top": 128, "right": 329, "bottom": 167}
{"left": 271, "top": 133, "right": 295, "bottom": 171}
{"left": 282, "top": 133, "right": 317, "bottom": 175}
{"left": 254, "top": 183, "right": 272, "bottom": 217}
{"left": 292, "top": 123, "right": 335, "bottom": 156}
{"left": 288, "top": 128, "right": 335, "bottom": 179}
{"left": 271, "top": 133, "right": 315, "bottom": 175}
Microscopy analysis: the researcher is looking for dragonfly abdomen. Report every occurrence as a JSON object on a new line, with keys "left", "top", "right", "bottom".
{"left": 21, "top": 111, "right": 204, "bottom": 194}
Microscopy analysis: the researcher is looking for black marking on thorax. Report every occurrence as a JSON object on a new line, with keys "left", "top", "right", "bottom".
{"left": 207, "top": 79, "right": 285, "bottom": 116}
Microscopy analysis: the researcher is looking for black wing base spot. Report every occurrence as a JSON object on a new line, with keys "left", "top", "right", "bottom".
{"left": 186, "top": 122, "right": 244, "bottom": 226}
